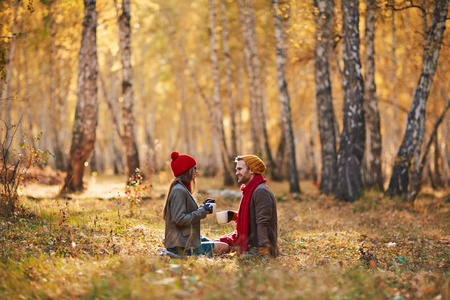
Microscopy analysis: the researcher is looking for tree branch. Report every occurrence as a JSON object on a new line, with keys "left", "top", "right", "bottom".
{"left": 378, "top": 99, "right": 409, "bottom": 114}
{"left": 385, "top": 4, "right": 425, "bottom": 13}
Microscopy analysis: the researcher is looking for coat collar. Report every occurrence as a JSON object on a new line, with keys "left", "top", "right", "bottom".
{"left": 174, "top": 181, "right": 198, "bottom": 208}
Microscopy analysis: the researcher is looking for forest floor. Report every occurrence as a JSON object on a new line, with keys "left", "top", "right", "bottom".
{"left": 0, "top": 174, "right": 449, "bottom": 299}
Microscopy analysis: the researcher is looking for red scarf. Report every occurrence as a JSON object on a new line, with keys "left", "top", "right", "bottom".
{"left": 219, "top": 174, "right": 266, "bottom": 253}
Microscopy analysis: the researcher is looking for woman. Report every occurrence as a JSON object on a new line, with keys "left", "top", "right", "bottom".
{"left": 163, "top": 151, "right": 230, "bottom": 256}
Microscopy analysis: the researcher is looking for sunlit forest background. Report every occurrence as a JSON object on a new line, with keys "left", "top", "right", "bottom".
{"left": 1, "top": 1, "right": 449, "bottom": 299}
{"left": 1, "top": 0, "right": 449, "bottom": 195}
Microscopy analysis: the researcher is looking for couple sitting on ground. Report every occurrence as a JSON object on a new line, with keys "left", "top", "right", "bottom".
{"left": 163, "top": 151, "right": 278, "bottom": 258}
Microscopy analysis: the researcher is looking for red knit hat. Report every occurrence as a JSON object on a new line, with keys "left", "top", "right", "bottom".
{"left": 170, "top": 151, "right": 197, "bottom": 177}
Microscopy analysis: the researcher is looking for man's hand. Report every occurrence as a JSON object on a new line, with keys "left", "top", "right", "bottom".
{"left": 258, "top": 247, "right": 269, "bottom": 259}
{"left": 227, "top": 210, "right": 237, "bottom": 222}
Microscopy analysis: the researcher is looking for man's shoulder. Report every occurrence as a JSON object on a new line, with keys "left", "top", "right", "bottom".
{"left": 253, "top": 183, "right": 275, "bottom": 197}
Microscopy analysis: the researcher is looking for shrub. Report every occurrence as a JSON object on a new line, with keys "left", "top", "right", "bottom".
{"left": 125, "top": 168, "right": 152, "bottom": 216}
{"left": 0, "top": 121, "right": 53, "bottom": 217}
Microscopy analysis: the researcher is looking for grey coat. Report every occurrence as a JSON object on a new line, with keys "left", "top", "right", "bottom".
{"left": 164, "top": 181, "right": 207, "bottom": 249}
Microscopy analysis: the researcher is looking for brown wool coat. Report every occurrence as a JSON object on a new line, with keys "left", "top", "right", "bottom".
{"left": 247, "top": 183, "right": 278, "bottom": 256}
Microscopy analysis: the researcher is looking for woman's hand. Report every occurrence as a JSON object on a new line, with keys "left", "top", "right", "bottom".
{"left": 203, "top": 203, "right": 214, "bottom": 214}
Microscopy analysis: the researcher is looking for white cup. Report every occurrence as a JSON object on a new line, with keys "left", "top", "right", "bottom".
{"left": 209, "top": 203, "right": 216, "bottom": 214}
{"left": 216, "top": 211, "right": 228, "bottom": 224}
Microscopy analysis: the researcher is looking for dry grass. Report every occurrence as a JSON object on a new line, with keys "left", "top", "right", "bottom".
{"left": 1, "top": 174, "right": 449, "bottom": 299}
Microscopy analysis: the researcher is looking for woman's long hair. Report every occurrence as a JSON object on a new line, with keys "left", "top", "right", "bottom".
{"left": 162, "top": 166, "right": 197, "bottom": 220}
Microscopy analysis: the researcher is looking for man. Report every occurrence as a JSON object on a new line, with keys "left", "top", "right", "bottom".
{"left": 218, "top": 155, "right": 278, "bottom": 257}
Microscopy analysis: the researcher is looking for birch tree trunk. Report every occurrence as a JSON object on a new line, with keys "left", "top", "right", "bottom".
{"left": 142, "top": 65, "right": 157, "bottom": 173}
{"left": 209, "top": 0, "right": 235, "bottom": 185}
{"left": 309, "top": 104, "right": 318, "bottom": 183}
{"left": 272, "top": 0, "right": 300, "bottom": 193}
{"left": 219, "top": 0, "right": 237, "bottom": 158}
{"left": 237, "top": 0, "right": 275, "bottom": 169}
{"left": 1, "top": 0, "right": 19, "bottom": 148}
{"left": 335, "top": 0, "right": 366, "bottom": 202}
{"left": 21, "top": 0, "right": 35, "bottom": 150}
{"left": 433, "top": 128, "right": 442, "bottom": 187}
{"left": 390, "top": 0, "right": 400, "bottom": 142}
{"left": 57, "top": 55, "right": 69, "bottom": 171}
{"left": 118, "top": 0, "right": 140, "bottom": 178}
{"left": 363, "top": 0, "right": 383, "bottom": 191}
{"left": 61, "top": 0, "right": 98, "bottom": 194}
{"left": 48, "top": 1, "right": 65, "bottom": 171}
{"left": 409, "top": 101, "right": 450, "bottom": 201}
{"left": 237, "top": 0, "right": 259, "bottom": 154}
{"left": 387, "top": 0, "right": 449, "bottom": 198}
{"left": 314, "top": 0, "right": 338, "bottom": 195}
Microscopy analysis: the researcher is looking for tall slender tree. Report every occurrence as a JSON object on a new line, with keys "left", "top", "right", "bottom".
{"left": 272, "top": 0, "right": 300, "bottom": 193}
{"left": 48, "top": 0, "right": 65, "bottom": 171}
{"left": 363, "top": 0, "right": 383, "bottom": 191}
{"left": 409, "top": 101, "right": 450, "bottom": 201}
{"left": 219, "top": 0, "right": 237, "bottom": 158}
{"left": 335, "top": 0, "right": 366, "bottom": 202}
{"left": 313, "top": 0, "right": 338, "bottom": 195}
{"left": 237, "top": 0, "right": 275, "bottom": 171}
{"left": 209, "top": 0, "right": 234, "bottom": 185}
{"left": 387, "top": 0, "right": 449, "bottom": 199}
{"left": 1, "top": 0, "right": 19, "bottom": 148}
{"left": 390, "top": 0, "right": 400, "bottom": 142}
{"left": 237, "top": 0, "right": 260, "bottom": 154}
{"left": 21, "top": 0, "right": 35, "bottom": 151}
{"left": 117, "top": 0, "right": 140, "bottom": 178}
{"left": 61, "top": 0, "right": 98, "bottom": 194}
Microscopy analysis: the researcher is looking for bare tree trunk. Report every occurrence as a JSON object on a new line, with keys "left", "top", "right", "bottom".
{"left": 387, "top": 0, "right": 449, "bottom": 198}
{"left": 220, "top": 0, "right": 237, "bottom": 158}
{"left": 433, "top": 131, "right": 442, "bottom": 187}
{"left": 61, "top": 0, "right": 98, "bottom": 194}
{"left": 48, "top": 1, "right": 65, "bottom": 171}
{"left": 313, "top": 0, "right": 338, "bottom": 195}
{"left": 309, "top": 105, "right": 318, "bottom": 183}
{"left": 236, "top": 64, "right": 244, "bottom": 155}
{"left": 56, "top": 55, "right": 70, "bottom": 171}
{"left": 118, "top": 0, "right": 140, "bottom": 178}
{"left": 142, "top": 62, "right": 157, "bottom": 174}
{"left": 408, "top": 101, "right": 450, "bottom": 201}
{"left": 237, "top": 0, "right": 274, "bottom": 170}
{"left": 390, "top": 0, "right": 400, "bottom": 142}
{"left": 442, "top": 93, "right": 450, "bottom": 187}
{"left": 100, "top": 62, "right": 125, "bottom": 174}
{"left": 56, "top": 3, "right": 70, "bottom": 172}
{"left": 99, "top": 69, "right": 122, "bottom": 141}
{"left": 363, "top": 0, "right": 383, "bottom": 191}
{"left": 177, "top": 65, "right": 190, "bottom": 155}
{"left": 247, "top": 1, "right": 274, "bottom": 167}
{"left": 336, "top": 0, "right": 366, "bottom": 202}
{"left": 273, "top": 133, "right": 287, "bottom": 181}
{"left": 209, "top": 0, "right": 234, "bottom": 185}
{"left": 272, "top": 0, "right": 300, "bottom": 193}
{"left": 237, "top": 0, "right": 259, "bottom": 154}
{"left": 21, "top": 0, "right": 35, "bottom": 150}
{"left": 1, "top": 0, "right": 19, "bottom": 148}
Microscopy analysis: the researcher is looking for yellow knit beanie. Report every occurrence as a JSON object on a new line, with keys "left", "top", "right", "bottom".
{"left": 240, "top": 155, "right": 266, "bottom": 174}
